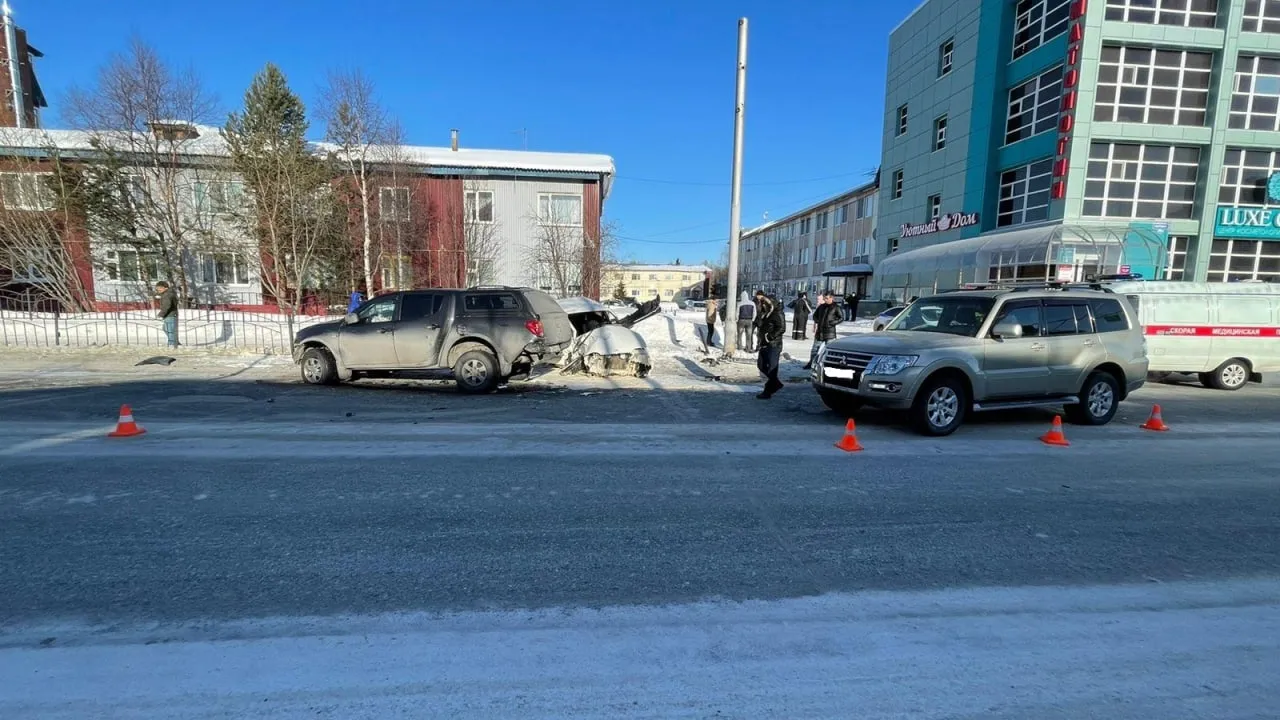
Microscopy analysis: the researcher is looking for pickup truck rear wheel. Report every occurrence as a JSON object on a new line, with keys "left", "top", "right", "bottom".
{"left": 910, "top": 375, "right": 967, "bottom": 437}
{"left": 300, "top": 347, "right": 339, "bottom": 386}
{"left": 454, "top": 349, "right": 500, "bottom": 394}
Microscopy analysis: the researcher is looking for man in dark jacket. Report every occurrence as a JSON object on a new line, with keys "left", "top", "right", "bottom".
{"left": 805, "top": 290, "right": 844, "bottom": 370}
{"left": 754, "top": 291, "right": 786, "bottom": 399}
{"left": 790, "top": 292, "right": 812, "bottom": 340}
{"left": 154, "top": 281, "right": 179, "bottom": 348}
{"left": 844, "top": 291, "right": 861, "bottom": 321}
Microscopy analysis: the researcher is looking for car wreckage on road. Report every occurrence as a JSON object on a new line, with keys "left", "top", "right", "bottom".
{"left": 556, "top": 297, "right": 660, "bottom": 378}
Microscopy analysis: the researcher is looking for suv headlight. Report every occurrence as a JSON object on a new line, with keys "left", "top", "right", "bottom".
{"left": 867, "top": 354, "right": 918, "bottom": 375}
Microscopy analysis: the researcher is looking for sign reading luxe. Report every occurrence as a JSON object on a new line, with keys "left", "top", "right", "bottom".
{"left": 1214, "top": 205, "right": 1280, "bottom": 239}
{"left": 900, "top": 211, "right": 980, "bottom": 238}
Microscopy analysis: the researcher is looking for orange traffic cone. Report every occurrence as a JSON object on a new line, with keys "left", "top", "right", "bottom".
{"left": 1039, "top": 415, "right": 1069, "bottom": 447}
{"left": 1140, "top": 404, "right": 1170, "bottom": 432}
{"left": 834, "top": 419, "right": 864, "bottom": 452}
{"left": 107, "top": 404, "right": 146, "bottom": 438}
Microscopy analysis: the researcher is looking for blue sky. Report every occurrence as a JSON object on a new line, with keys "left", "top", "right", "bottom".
{"left": 19, "top": 0, "right": 909, "bottom": 264}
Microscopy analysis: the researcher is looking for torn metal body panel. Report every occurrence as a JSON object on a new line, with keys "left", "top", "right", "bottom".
{"left": 557, "top": 297, "right": 654, "bottom": 378}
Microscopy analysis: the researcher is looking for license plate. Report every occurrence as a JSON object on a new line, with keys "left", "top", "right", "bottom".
{"left": 824, "top": 367, "right": 855, "bottom": 379}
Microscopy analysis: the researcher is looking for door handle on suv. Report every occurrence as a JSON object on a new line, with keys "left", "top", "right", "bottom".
{"left": 426, "top": 324, "right": 441, "bottom": 330}
{"left": 1029, "top": 342, "right": 1046, "bottom": 351}
{"left": 1082, "top": 339, "right": 1096, "bottom": 347}
{"left": 378, "top": 328, "right": 394, "bottom": 334}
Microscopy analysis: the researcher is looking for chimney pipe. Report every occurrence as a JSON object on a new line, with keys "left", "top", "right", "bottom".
{"left": 450, "top": 129, "right": 458, "bottom": 152}
{"left": 2, "top": 1, "right": 25, "bottom": 129}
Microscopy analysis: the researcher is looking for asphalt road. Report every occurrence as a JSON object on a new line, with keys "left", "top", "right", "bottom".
{"left": 2, "top": 372, "right": 1279, "bottom": 717}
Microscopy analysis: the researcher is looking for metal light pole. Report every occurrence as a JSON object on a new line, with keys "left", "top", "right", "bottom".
{"left": 723, "top": 17, "right": 748, "bottom": 356}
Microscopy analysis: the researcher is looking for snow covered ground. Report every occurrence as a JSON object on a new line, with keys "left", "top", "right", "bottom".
{"left": 4, "top": 579, "right": 1276, "bottom": 718}
{"left": 0, "top": 310, "right": 334, "bottom": 353}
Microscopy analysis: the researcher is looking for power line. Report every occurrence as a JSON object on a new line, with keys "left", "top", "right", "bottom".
{"left": 613, "top": 233, "right": 727, "bottom": 246}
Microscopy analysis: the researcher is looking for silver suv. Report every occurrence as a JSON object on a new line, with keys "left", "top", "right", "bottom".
{"left": 812, "top": 287, "right": 1149, "bottom": 436}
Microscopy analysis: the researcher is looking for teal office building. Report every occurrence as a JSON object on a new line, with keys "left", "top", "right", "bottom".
{"left": 875, "top": 0, "right": 1280, "bottom": 301}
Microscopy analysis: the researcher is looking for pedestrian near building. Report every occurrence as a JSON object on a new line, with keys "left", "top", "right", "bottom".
{"left": 704, "top": 297, "right": 720, "bottom": 349}
{"left": 755, "top": 291, "right": 786, "bottom": 400}
{"left": 790, "top": 292, "right": 812, "bottom": 340}
{"left": 154, "top": 281, "right": 179, "bottom": 348}
{"left": 805, "top": 290, "right": 844, "bottom": 370}
{"left": 736, "top": 291, "right": 756, "bottom": 352}
{"left": 844, "top": 291, "right": 861, "bottom": 321}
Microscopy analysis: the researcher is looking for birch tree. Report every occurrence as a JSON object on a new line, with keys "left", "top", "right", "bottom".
{"left": 59, "top": 37, "right": 220, "bottom": 303}
{"left": 462, "top": 180, "right": 501, "bottom": 286}
{"left": 223, "top": 64, "right": 342, "bottom": 317}
{"left": 525, "top": 202, "right": 581, "bottom": 297}
{"left": 318, "top": 69, "right": 395, "bottom": 296}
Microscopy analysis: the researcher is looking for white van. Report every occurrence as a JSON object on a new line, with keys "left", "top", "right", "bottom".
{"left": 1107, "top": 281, "right": 1280, "bottom": 390}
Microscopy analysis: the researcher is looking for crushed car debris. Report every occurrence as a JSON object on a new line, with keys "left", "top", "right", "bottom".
{"left": 556, "top": 297, "right": 658, "bottom": 378}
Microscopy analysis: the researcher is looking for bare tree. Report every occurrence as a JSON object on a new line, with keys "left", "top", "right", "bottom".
{"left": 0, "top": 137, "right": 92, "bottom": 310}
{"left": 224, "top": 64, "right": 343, "bottom": 318}
{"left": 462, "top": 179, "right": 502, "bottom": 287}
{"left": 524, "top": 200, "right": 584, "bottom": 297}
{"left": 317, "top": 69, "right": 398, "bottom": 296}
{"left": 767, "top": 241, "right": 786, "bottom": 292}
{"left": 58, "top": 38, "right": 221, "bottom": 303}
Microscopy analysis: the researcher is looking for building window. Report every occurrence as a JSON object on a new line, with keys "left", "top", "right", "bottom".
{"left": 1013, "top": 0, "right": 1071, "bottom": 59}
{"left": 194, "top": 180, "right": 244, "bottom": 216}
{"left": 1243, "top": 0, "right": 1280, "bottom": 32}
{"left": 1104, "top": 0, "right": 1218, "bottom": 28}
{"left": 537, "top": 193, "right": 582, "bottom": 225}
{"left": 998, "top": 159, "right": 1054, "bottom": 227}
{"left": 892, "top": 169, "right": 904, "bottom": 200}
{"left": 1094, "top": 46, "right": 1212, "bottom": 126}
{"left": 799, "top": 217, "right": 812, "bottom": 234}
{"left": 104, "top": 249, "right": 161, "bottom": 283}
{"left": 379, "top": 186, "right": 411, "bottom": 222}
{"left": 889, "top": 237, "right": 900, "bottom": 254}
{"left": 933, "top": 115, "right": 948, "bottom": 151}
{"left": 799, "top": 247, "right": 810, "bottom": 265}
{"left": 836, "top": 204, "right": 849, "bottom": 224}
{"left": 1082, "top": 142, "right": 1200, "bottom": 219}
{"left": 199, "top": 252, "right": 250, "bottom": 285}
{"left": 630, "top": 273, "right": 639, "bottom": 280}
{"left": 464, "top": 190, "right": 494, "bottom": 223}
{"left": 928, "top": 194, "right": 942, "bottom": 220}
{"left": 1164, "top": 236, "right": 1191, "bottom": 280}
{"left": 0, "top": 172, "right": 55, "bottom": 211}
{"left": 1230, "top": 56, "right": 1280, "bottom": 132}
{"left": 896, "top": 104, "right": 909, "bottom": 136}
{"left": 1218, "top": 149, "right": 1280, "bottom": 205}
{"left": 1006, "top": 65, "right": 1064, "bottom": 144}
{"left": 1208, "top": 239, "right": 1280, "bottom": 282}
{"left": 939, "top": 39, "right": 954, "bottom": 77}
{"left": 817, "top": 211, "right": 829, "bottom": 230}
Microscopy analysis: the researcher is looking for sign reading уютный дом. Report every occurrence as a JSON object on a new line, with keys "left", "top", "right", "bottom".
{"left": 900, "top": 212, "right": 980, "bottom": 239}
{"left": 1213, "top": 205, "right": 1280, "bottom": 239}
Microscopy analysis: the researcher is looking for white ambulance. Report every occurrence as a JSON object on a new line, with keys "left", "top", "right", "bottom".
{"left": 1107, "top": 280, "right": 1280, "bottom": 390}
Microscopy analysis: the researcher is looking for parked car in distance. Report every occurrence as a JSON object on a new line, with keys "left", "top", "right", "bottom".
{"left": 873, "top": 306, "right": 905, "bottom": 331}
{"left": 292, "top": 287, "right": 575, "bottom": 393}
{"left": 812, "top": 286, "right": 1149, "bottom": 436}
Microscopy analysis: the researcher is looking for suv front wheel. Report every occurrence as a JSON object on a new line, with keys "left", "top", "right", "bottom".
{"left": 910, "top": 374, "right": 968, "bottom": 437}
{"left": 1064, "top": 371, "right": 1119, "bottom": 425}
{"left": 454, "top": 348, "right": 500, "bottom": 394}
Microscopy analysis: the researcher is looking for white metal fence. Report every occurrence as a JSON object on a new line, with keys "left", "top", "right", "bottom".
{"left": 0, "top": 309, "right": 338, "bottom": 354}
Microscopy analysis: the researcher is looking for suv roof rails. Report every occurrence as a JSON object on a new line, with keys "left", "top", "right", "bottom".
{"left": 940, "top": 281, "right": 1116, "bottom": 294}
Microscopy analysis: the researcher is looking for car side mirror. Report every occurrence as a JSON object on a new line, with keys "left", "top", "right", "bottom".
{"left": 343, "top": 313, "right": 359, "bottom": 326}
{"left": 992, "top": 321, "right": 1022, "bottom": 339}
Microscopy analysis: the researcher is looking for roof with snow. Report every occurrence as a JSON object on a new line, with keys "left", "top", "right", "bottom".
{"left": 607, "top": 264, "right": 712, "bottom": 274}
{"left": 0, "top": 124, "right": 615, "bottom": 178}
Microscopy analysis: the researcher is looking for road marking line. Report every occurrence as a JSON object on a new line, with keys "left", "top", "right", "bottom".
{"left": 0, "top": 426, "right": 115, "bottom": 456}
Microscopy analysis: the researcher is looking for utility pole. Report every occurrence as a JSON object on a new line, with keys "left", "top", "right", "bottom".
{"left": 723, "top": 17, "right": 748, "bottom": 356}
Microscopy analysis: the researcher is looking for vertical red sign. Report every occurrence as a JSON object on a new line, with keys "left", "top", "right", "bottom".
{"left": 1052, "top": 4, "right": 1087, "bottom": 202}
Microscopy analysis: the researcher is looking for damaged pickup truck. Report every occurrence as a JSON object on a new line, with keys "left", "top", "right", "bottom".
{"left": 556, "top": 297, "right": 660, "bottom": 378}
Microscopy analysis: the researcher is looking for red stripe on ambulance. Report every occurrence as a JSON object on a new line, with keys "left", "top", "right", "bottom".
{"left": 1144, "top": 325, "right": 1279, "bottom": 337}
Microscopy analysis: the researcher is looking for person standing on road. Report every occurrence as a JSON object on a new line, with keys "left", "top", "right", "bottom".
{"left": 790, "top": 292, "right": 812, "bottom": 341}
{"left": 705, "top": 297, "right": 719, "bottom": 349}
{"left": 805, "top": 290, "right": 844, "bottom": 370}
{"left": 736, "top": 291, "right": 756, "bottom": 352}
{"left": 755, "top": 292, "right": 786, "bottom": 400}
{"left": 844, "top": 291, "right": 861, "bottom": 321}
{"left": 154, "top": 281, "right": 179, "bottom": 349}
